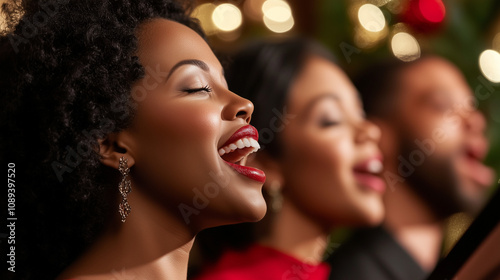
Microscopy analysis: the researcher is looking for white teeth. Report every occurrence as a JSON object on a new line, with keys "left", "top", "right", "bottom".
{"left": 367, "top": 160, "right": 383, "bottom": 174}
{"left": 236, "top": 139, "right": 245, "bottom": 149}
{"left": 250, "top": 139, "right": 260, "bottom": 150}
{"left": 250, "top": 138, "right": 260, "bottom": 149}
{"left": 243, "top": 138, "right": 251, "bottom": 147}
{"left": 218, "top": 137, "right": 261, "bottom": 157}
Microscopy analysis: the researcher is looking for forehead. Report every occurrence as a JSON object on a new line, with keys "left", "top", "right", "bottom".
{"left": 287, "top": 56, "right": 359, "bottom": 113}
{"left": 135, "top": 18, "right": 222, "bottom": 72}
{"left": 400, "top": 58, "right": 472, "bottom": 101}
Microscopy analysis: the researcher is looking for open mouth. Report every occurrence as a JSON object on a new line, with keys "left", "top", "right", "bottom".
{"left": 218, "top": 125, "right": 266, "bottom": 183}
{"left": 353, "top": 157, "right": 385, "bottom": 193}
{"left": 461, "top": 145, "right": 494, "bottom": 188}
{"left": 218, "top": 137, "right": 260, "bottom": 165}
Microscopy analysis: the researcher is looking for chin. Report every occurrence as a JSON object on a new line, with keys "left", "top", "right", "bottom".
{"left": 247, "top": 199, "right": 268, "bottom": 222}
{"left": 347, "top": 201, "right": 385, "bottom": 227}
{"left": 365, "top": 211, "right": 385, "bottom": 226}
{"left": 233, "top": 192, "right": 268, "bottom": 223}
{"left": 202, "top": 191, "right": 267, "bottom": 229}
{"left": 363, "top": 204, "right": 385, "bottom": 226}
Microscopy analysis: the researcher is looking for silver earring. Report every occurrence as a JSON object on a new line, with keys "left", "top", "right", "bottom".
{"left": 118, "top": 157, "right": 132, "bottom": 222}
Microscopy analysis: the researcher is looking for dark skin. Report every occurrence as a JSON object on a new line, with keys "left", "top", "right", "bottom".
{"left": 252, "top": 56, "right": 384, "bottom": 263}
{"left": 376, "top": 57, "right": 494, "bottom": 271}
{"left": 59, "top": 19, "right": 266, "bottom": 280}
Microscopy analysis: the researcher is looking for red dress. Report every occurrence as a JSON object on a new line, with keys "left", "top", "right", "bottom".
{"left": 194, "top": 244, "right": 331, "bottom": 280}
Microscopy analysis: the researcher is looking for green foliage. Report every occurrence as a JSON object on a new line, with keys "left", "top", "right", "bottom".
{"left": 316, "top": 0, "right": 500, "bottom": 181}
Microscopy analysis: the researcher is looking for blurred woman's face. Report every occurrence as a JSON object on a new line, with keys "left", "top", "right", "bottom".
{"left": 279, "top": 56, "right": 385, "bottom": 226}
{"left": 121, "top": 19, "right": 266, "bottom": 230}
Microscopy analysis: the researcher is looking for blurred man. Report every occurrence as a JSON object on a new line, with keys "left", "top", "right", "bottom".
{"left": 327, "top": 56, "right": 495, "bottom": 280}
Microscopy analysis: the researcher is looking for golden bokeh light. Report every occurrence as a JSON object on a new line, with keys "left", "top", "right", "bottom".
{"left": 391, "top": 32, "right": 421, "bottom": 62}
{"left": 479, "top": 49, "right": 500, "bottom": 83}
{"left": 262, "top": 0, "right": 292, "bottom": 23}
{"left": 354, "top": 25, "right": 388, "bottom": 49}
{"left": 212, "top": 3, "right": 243, "bottom": 32}
{"left": 263, "top": 14, "right": 294, "bottom": 33}
{"left": 192, "top": 3, "right": 217, "bottom": 35}
{"left": 358, "top": 4, "right": 386, "bottom": 32}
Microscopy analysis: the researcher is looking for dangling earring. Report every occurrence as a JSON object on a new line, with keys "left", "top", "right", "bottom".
{"left": 118, "top": 156, "right": 132, "bottom": 222}
{"left": 267, "top": 180, "right": 283, "bottom": 213}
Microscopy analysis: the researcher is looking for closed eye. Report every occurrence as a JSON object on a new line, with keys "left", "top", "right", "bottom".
{"left": 319, "top": 120, "right": 341, "bottom": 127}
{"left": 183, "top": 85, "right": 212, "bottom": 94}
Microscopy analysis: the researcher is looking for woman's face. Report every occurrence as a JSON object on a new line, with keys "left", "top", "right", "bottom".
{"left": 121, "top": 19, "right": 266, "bottom": 230}
{"left": 279, "top": 56, "right": 385, "bottom": 227}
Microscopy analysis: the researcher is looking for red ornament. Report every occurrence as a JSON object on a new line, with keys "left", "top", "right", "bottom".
{"left": 400, "top": 0, "right": 446, "bottom": 33}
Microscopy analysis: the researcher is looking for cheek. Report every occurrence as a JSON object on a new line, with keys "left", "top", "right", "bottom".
{"left": 130, "top": 99, "right": 222, "bottom": 195}
{"left": 283, "top": 129, "right": 356, "bottom": 209}
{"left": 414, "top": 113, "right": 464, "bottom": 157}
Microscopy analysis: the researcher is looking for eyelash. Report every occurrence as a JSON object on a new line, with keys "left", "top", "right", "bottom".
{"left": 320, "top": 120, "right": 340, "bottom": 127}
{"left": 183, "top": 85, "right": 212, "bottom": 94}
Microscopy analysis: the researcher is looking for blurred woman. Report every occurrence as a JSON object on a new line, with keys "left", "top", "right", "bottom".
{"left": 193, "top": 38, "right": 386, "bottom": 280}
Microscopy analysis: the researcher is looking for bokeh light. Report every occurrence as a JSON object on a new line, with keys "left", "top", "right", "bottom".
{"left": 391, "top": 32, "right": 421, "bottom": 61}
{"left": 263, "top": 14, "right": 294, "bottom": 33}
{"left": 419, "top": 0, "right": 446, "bottom": 23}
{"left": 354, "top": 25, "right": 388, "bottom": 49}
{"left": 358, "top": 4, "right": 386, "bottom": 32}
{"left": 479, "top": 49, "right": 500, "bottom": 83}
{"left": 192, "top": 3, "right": 217, "bottom": 35}
{"left": 212, "top": 3, "right": 243, "bottom": 32}
{"left": 262, "top": 0, "right": 294, "bottom": 33}
{"left": 262, "top": 0, "right": 292, "bottom": 23}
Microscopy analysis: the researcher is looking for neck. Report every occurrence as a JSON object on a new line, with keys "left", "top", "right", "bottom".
{"left": 260, "top": 198, "right": 329, "bottom": 265}
{"left": 383, "top": 175, "right": 445, "bottom": 272}
{"left": 59, "top": 182, "right": 196, "bottom": 280}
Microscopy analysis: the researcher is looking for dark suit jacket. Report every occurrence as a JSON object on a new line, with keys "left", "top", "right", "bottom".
{"left": 327, "top": 226, "right": 427, "bottom": 280}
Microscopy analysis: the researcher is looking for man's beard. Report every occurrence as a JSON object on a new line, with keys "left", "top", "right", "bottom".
{"left": 398, "top": 134, "right": 477, "bottom": 218}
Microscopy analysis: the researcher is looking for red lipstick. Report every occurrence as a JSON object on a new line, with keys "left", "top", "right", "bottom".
{"left": 353, "top": 156, "right": 385, "bottom": 193}
{"left": 220, "top": 125, "right": 266, "bottom": 183}
{"left": 221, "top": 125, "right": 258, "bottom": 147}
{"left": 225, "top": 161, "right": 266, "bottom": 183}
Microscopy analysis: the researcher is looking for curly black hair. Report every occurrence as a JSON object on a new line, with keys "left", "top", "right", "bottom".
{"left": 0, "top": 0, "right": 203, "bottom": 279}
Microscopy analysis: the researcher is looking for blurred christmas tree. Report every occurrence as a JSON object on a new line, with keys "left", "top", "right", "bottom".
{"left": 196, "top": 0, "right": 499, "bottom": 186}
{"left": 316, "top": 0, "right": 500, "bottom": 182}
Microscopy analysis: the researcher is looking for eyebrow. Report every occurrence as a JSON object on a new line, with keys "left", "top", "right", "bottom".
{"left": 166, "top": 59, "right": 210, "bottom": 81}
{"left": 300, "top": 94, "right": 341, "bottom": 118}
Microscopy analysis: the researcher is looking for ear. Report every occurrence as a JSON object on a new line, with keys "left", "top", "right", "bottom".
{"left": 98, "top": 130, "right": 137, "bottom": 169}
{"left": 248, "top": 151, "right": 284, "bottom": 192}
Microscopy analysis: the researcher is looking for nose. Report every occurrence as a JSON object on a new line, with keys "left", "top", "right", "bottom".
{"left": 221, "top": 90, "right": 254, "bottom": 124}
{"left": 355, "top": 119, "right": 382, "bottom": 145}
{"left": 464, "top": 109, "right": 486, "bottom": 135}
